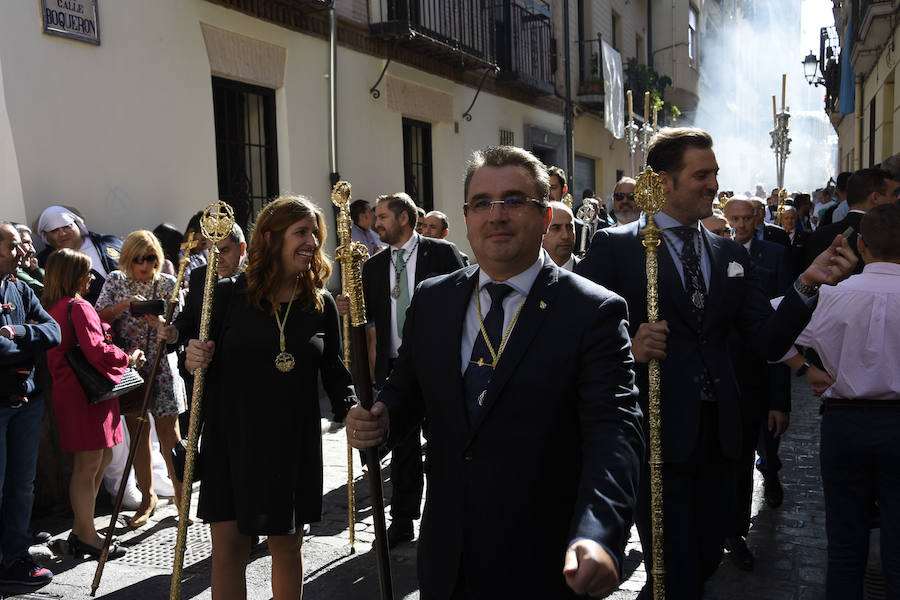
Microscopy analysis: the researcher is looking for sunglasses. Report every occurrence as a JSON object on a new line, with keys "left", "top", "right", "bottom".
{"left": 132, "top": 254, "right": 158, "bottom": 265}
{"left": 614, "top": 192, "right": 635, "bottom": 201}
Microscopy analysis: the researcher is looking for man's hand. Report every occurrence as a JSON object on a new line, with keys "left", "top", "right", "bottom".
{"left": 563, "top": 539, "right": 619, "bottom": 597}
{"left": 806, "top": 365, "right": 834, "bottom": 396}
{"left": 345, "top": 401, "right": 389, "bottom": 449}
{"left": 157, "top": 324, "right": 178, "bottom": 344}
{"left": 0, "top": 325, "right": 15, "bottom": 340}
{"left": 335, "top": 293, "right": 350, "bottom": 317}
{"left": 801, "top": 234, "right": 858, "bottom": 287}
{"left": 631, "top": 321, "right": 669, "bottom": 362}
{"left": 184, "top": 339, "right": 215, "bottom": 372}
{"left": 767, "top": 410, "right": 790, "bottom": 438}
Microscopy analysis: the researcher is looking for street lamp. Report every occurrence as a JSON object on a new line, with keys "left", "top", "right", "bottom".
{"left": 803, "top": 50, "right": 824, "bottom": 87}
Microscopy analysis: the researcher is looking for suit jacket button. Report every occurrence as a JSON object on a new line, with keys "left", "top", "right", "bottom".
{"left": 464, "top": 451, "right": 473, "bottom": 462}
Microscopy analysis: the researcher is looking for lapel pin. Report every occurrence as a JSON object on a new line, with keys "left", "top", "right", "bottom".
{"left": 539, "top": 300, "right": 547, "bottom": 310}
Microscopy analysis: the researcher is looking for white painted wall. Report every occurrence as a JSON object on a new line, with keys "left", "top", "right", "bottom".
{"left": 1, "top": 0, "right": 563, "bottom": 261}
{"left": 0, "top": 52, "right": 25, "bottom": 223}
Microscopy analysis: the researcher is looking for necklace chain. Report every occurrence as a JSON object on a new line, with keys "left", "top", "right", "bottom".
{"left": 475, "top": 285, "right": 525, "bottom": 369}
{"left": 274, "top": 277, "right": 301, "bottom": 353}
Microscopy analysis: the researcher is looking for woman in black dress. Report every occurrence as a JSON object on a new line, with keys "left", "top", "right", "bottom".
{"left": 185, "top": 197, "right": 354, "bottom": 599}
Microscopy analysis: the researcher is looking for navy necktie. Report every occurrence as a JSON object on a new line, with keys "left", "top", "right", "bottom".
{"left": 463, "top": 283, "right": 513, "bottom": 424}
{"left": 673, "top": 226, "right": 706, "bottom": 321}
{"left": 672, "top": 226, "right": 716, "bottom": 402}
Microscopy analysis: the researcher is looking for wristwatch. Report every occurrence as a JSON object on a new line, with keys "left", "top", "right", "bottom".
{"left": 794, "top": 276, "right": 820, "bottom": 299}
{"left": 796, "top": 361, "right": 811, "bottom": 376}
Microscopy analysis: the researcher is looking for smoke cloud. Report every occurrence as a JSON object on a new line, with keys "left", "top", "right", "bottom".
{"left": 694, "top": 0, "right": 837, "bottom": 194}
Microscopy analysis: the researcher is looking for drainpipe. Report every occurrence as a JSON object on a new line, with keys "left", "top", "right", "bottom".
{"left": 328, "top": 3, "right": 339, "bottom": 187}
{"left": 563, "top": 0, "right": 574, "bottom": 183}
{"left": 855, "top": 74, "right": 862, "bottom": 170}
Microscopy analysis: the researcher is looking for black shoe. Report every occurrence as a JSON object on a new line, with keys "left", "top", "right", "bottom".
{"left": 67, "top": 534, "right": 126, "bottom": 560}
{"left": 724, "top": 536, "right": 754, "bottom": 571}
{"left": 386, "top": 519, "right": 414, "bottom": 549}
{"left": 31, "top": 531, "right": 51, "bottom": 545}
{"left": 763, "top": 473, "right": 784, "bottom": 508}
{"left": 0, "top": 556, "right": 53, "bottom": 585}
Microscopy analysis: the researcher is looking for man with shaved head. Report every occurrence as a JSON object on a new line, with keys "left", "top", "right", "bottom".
{"left": 542, "top": 202, "right": 578, "bottom": 270}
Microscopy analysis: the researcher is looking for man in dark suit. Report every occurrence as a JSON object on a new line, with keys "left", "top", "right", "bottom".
{"left": 575, "top": 127, "right": 858, "bottom": 599}
{"left": 805, "top": 167, "right": 900, "bottom": 273}
{"left": 749, "top": 197, "right": 791, "bottom": 250}
{"left": 779, "top": 206, "right": 809, "bottom": 279}
{"left": 347, "top": 146, "right": 643, "bottom": 598}
{"left": 722, "top": 197, "right": 792, "bottom": 569}
{"left": 548, "top": 166, "right": 588, "bottom": 255}
{"left": 361, "top": 192, "right": 465, "bottom": 547}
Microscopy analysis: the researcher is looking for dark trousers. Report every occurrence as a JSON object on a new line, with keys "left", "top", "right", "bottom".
{"left": 637, "top": 402, "right": 734, "bottom": 600}
{"left": 730, "top": 409, "right": 762, "bottom": 538}
{"left": 389, "top": 424, "right": 423, "bottom": 520}
{"left": 0, "top": 397, "right": 44, "bottom": 561}
{"left": 820, "top": 407, "right": 900, "bottom": 600}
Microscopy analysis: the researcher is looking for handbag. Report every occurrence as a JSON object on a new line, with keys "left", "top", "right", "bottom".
{"left": 65, "top": 300, "right": 144, "bottom": 405}
{"left": 117, "top": 278, "right": 160, "bottom": 417}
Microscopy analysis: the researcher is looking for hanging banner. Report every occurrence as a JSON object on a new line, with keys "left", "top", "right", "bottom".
{"left": 602, "top": 40, "right": 624, "bottom": 139}
{"left": 41, "top": 0, "right": 100, "bottom": 45}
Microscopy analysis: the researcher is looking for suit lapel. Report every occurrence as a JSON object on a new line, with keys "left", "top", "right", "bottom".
{"left": 414, "top": 237, "right": 432, "bottom": 284}
{"left": 465, "top": 261, "right": 560, "bottom": 439}
{"left": 448, "top": 269, "right": 480, "bottom": 432}
{"left": 702, "top": 228, "right": 727, "bottom": 330}
{"left": 657, "top": 237, "right": 697, "bottom": 328}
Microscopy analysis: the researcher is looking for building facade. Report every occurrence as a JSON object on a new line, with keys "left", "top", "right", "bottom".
{"left": 2, "top": 0, "right": 706, "bottom": 257}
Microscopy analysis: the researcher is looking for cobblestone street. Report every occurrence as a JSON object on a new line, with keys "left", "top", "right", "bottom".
{"left": 14, "top": 375, "right": 833, "bottom": 599}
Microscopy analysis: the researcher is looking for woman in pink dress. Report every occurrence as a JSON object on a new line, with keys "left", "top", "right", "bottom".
{"left": 43, "top": 249, "right": 145, "bottom": 559}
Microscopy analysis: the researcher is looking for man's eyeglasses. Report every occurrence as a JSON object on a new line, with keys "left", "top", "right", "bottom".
{"left": 464, "top": 196, "right": 545, "bottom": 216}
{"left": 614, "top": 192, "right": 635, "bottom": 201}
{"left": 132, "top": 254, "right": 158, "bottom": 265}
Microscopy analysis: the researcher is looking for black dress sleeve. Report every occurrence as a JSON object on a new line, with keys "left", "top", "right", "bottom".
{"left": 320, "top": 291, "right": 356, "bottom": 421}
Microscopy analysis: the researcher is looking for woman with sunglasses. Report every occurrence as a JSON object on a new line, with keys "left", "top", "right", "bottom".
{"left": 96, "top": 230, "right": 187, "bottom": 528}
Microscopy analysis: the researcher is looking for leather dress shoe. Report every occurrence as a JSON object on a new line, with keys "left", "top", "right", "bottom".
{"left": 763, "top": 473, "right": 784, "bottom": 508}
{"left": 724, "top": 536, "right": 754, "bottom": 571}
{"left": 386, "top": 518, "right": 414, "bottom": 549}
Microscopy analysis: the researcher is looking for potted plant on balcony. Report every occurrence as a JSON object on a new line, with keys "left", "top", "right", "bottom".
{"left": 624, "top": 57, "right": 680, "bottom": 124}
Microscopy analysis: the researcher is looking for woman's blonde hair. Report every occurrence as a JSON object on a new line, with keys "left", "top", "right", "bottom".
{"left": 119, "top": 230, "right": 164, "bottom": 280}
{"left": 245, "top": 196, "right": 331, "bottom": 313}
{"left": 41, "top": 249, "right": 92, "bottom": 309}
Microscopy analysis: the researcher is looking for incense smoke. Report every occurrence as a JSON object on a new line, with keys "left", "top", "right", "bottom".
{"left": 693, "top": 0, "right": 837, "bottom": 195}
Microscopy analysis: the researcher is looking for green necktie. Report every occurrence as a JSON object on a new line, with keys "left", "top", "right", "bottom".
{"left": 394, "top": 248, "right": 410, "bottom": 338}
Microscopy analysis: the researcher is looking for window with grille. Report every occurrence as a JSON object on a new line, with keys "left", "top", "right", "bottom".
{"left": 402, "top": 118, "right": 433, "bottom": 211}
{"left": 211, "top": 77, "right": 279, "bottom": 232}
{"left": 500, "top": 129, "right": 515, "bottom": 146}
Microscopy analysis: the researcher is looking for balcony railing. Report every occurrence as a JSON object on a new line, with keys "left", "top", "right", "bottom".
{"left": 369, "top": 0, "right": 496, "bottom": 70}
{"left": 576, "top": 38, "right": 603, "bottom": 110}
{"left": 495, "top": 0, "right": 555, "bottom": 95}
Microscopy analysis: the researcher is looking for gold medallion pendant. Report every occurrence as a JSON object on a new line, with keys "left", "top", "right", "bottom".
{"left": 275, "top": 351, "right": 295, "bottom": 373}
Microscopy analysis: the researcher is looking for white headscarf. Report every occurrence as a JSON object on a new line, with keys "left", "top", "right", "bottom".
{"left": 36, "top": 206, "right": 89, "bottom": 246}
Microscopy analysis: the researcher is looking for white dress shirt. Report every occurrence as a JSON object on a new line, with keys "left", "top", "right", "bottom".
{"left": 777, "top": 262, "right": 900, "bottom": 400}
{"left": 460, "top": 252, "right": 544, "bottom": 374}
{"left": 561, "top": 255, "right": 576, "bottom": 272}
{"left": 388, "top": 232, "right": 420, "bottom": 357}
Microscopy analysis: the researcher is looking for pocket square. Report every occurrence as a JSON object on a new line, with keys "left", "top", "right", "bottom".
{"left": 727, "top": 261, "right": 744, "bottom": 277}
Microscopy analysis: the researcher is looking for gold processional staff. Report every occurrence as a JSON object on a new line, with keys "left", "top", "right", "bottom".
{"left": 332, "top": 182, "right": 370, "bottom": 554}
{"left": 332, "top": 181, "right": 395, "bottom": 599}
{"left": 634, "top": 166, "right": 666, "bottom": 600}
{"left": 169, "top": 201, "right": 236, "bottom": 600}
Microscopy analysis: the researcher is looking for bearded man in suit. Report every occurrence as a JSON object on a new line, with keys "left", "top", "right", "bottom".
{"left": 576, "top": 127, "right": 858, "bottom": 599}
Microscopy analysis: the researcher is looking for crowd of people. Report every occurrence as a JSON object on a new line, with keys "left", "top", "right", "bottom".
{"left": 0, "top": 126, "right": 896, "bottom": 600}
